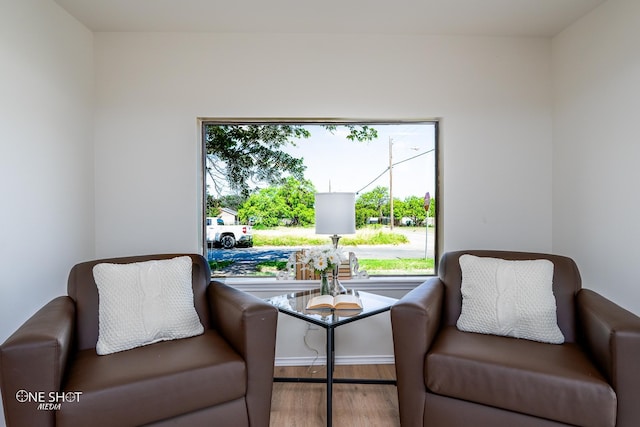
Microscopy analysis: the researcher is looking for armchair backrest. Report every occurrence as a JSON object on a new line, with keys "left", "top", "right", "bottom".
{"left": 67, "top": 254, "right": 211, "bottom": 351}
{"left": 438, "top": 250, "right": 582, "bottom": 342}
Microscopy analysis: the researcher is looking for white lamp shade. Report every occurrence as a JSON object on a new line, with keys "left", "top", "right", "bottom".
{"left": 315, "top": 192, "right": 356, "bottom": 235}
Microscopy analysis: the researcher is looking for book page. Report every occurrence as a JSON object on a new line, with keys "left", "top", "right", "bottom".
{"left": 306, "top": 294, "right": 363, "bottom": 310}
{"left": 333, "top": 294, "right": 362, "bottom": 309}
{"left": 306, "top": 295, "right": 335, "bottom": 309}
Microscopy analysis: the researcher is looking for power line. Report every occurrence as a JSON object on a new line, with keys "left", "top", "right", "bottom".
{"left": 355, "top": 167, "right": 389, "bottom": 194}
{"left": 354, "top": 148, "right": 434, "bottom": 194}
{"left": 393, "top": 148, "right": 433, "bottom": 167}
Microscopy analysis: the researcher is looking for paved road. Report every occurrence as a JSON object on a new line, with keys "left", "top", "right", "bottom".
{"left": 208, "top": 247, "right": 297, "bottom": 275}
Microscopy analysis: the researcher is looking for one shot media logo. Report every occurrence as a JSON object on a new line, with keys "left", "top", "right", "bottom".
{"left": 15, "top": 390, "right": 82, "bottom": 411}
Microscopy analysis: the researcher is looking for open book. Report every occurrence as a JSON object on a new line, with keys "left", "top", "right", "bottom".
{"left": 306, "top": 294, "right": 362, "bottom": 310}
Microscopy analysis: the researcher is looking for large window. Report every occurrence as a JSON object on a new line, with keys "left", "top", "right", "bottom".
{"left": 202, "top": 120, "right": 439, "bottom": 278}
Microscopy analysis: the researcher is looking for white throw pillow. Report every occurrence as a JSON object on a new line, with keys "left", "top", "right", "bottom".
{"left": 93, "top": 256, "right": 204, "bottom": 355}
{"left": 456, "top": 254, "right": 564, "bottom": 344}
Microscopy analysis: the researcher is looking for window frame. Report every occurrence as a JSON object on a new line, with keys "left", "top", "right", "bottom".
{"left": 199, "top": 118, "right": 441, "bottom": 288}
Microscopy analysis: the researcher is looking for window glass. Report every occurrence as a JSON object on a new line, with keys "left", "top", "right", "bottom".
{"left": 203, "top": 121, "right": 438, "bottom": 278}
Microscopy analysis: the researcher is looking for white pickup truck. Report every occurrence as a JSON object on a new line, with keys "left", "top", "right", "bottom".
{"left": 206, "top": 217, "right": 253, "bottom": 249}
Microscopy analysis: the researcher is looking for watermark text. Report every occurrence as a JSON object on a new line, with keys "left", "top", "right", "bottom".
{"left": 15, "top": 390, "right": 82, "bottom": 411}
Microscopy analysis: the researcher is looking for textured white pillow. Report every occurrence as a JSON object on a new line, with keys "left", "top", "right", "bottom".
{"left": 456, "top": 254, "right": 564, "bottom": 344}
{"left": 93, "top": 256, "right": 204, "bottom": 355}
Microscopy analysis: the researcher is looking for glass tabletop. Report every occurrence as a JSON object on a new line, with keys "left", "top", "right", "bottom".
{"left": 265, "top": 289, "right": 398, "bottom": 327}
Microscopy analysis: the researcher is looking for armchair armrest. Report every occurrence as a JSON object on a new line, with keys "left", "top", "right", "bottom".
{"left": 207, "top": 281, "right": 278, "bottom": 427}
{"left": 0, "top": 296, "right": 75, "bottom": 427}
{"left": 390, "top": 277, "right": 444, "bottom": 427}
{"left": 577, "top": 289, "right": 640, "bottom": 427}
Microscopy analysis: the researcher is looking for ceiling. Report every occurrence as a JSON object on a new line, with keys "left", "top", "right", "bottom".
{"left": 54, "top": 0, "right": 606, "bottom": 37}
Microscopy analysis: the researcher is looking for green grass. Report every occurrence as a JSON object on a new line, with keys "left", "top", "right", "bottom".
{"left": 253, "top": 235, "right": 327, "bottom": 246}
{"left": 256, "top": 260, "right": 288, "bottom": 273}
{"left": 209, "top": 260, "right": 234, "bottom": 271}
{"left": 252, "top": 258, "right": 434, "bottom": 276}
{"left": 253, "top": 230, "right": 409, "bottom": 247}
{"left": 341, "top": 231, "right": 408, "bottom": 245}
{"left": 358, "top": 258, "right": 434, "bottom": 274}
{"left": 213, "top": 227, "right": 428, "bottom": 275}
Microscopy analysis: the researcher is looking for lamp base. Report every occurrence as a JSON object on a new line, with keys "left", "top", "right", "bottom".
{"left": 330, "top": 275, "right": 348, "bottom": 296}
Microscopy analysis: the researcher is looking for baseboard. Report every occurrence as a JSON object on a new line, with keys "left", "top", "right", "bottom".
{"left": 275, "top": 354, "right": 395, "bottom": 366}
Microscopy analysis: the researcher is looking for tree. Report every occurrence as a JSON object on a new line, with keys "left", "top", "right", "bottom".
{"left": 399, "top": 195, "right": 428, "bottom": 225}
{"left": 218, "top": 194, "right": 245, "bottom": 212}
{"left": 279, "top": 177, "right": 316, "bottom": 226}
{"left": 237, "top": 187, "right": 288, "bottom": 227}
{"left": 205, "top": 124, "right": 378, "bottom": 197}
{"left": 354, "top": 190, "right": 433, "bottom": 227}
{"left": 237, "top": 178, "right": 316, "bottom": 227}
{"left": 391, "top": 198, "right": 405, "bottom": 224}
{"left": 206, "top": 194, "right": 221, "bottom": 217}
{"left": 355, "top": 186, "right": 389, "bottom": 226}
{"left": 206, "top": 194, "right": 247, "bottom": 217}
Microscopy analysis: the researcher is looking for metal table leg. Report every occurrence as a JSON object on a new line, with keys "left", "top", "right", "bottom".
{"left": 326, "top": 327, "right": 334, "bottom": 427}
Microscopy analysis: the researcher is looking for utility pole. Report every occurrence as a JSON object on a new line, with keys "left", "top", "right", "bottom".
{"left": 389, "top": 137, "right": 394, "bottom": 230}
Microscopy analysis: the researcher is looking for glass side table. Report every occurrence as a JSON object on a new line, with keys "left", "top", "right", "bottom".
{"left": 265, "top": 289, "right": 398, "bottom": 427}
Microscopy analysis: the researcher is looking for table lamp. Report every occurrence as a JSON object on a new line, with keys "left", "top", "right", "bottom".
{"left": 315, "top": 192, "right": 356, "bottom": 294}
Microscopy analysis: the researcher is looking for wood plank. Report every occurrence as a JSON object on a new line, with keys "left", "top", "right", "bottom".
{"left": 270, "top": 364, "right": 400, "bottom": 427}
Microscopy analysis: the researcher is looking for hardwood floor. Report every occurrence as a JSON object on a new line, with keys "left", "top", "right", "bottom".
{"left": 270, "top": 364, "right": 400, "bottom": 427}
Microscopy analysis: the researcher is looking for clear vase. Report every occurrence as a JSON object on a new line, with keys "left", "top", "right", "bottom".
{"left": 320, "top": 271, "right": 330, "bottom": 295}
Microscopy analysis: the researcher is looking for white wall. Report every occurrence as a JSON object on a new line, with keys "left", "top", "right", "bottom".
{"left": 0, "top": 0, "right": 94, "bottom": 340}
{"left": 93, "top": 32, "right": 554, "bottom": 259}
{"left": 91, "top": 32, "right": 554, "bottom": 371}
{"left": 0, "top": 0, "right": 94, "bottom": 423}
{"left": 552, "top": 0, "right": 640, "bottom": 315}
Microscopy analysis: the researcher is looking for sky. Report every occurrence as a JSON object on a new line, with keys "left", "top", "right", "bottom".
{"left": 282, "top": 123, "right": 436, "bottom": 200}
{"left": 206, "top": 122, "right": 437, "bottom": 201}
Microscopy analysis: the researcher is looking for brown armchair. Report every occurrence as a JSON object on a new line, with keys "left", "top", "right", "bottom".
{"left": 0, "top": 254, "right": 278, "bottom": 427}
{"left": 391, "top": 250, "right": 640, "bottom": 427}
